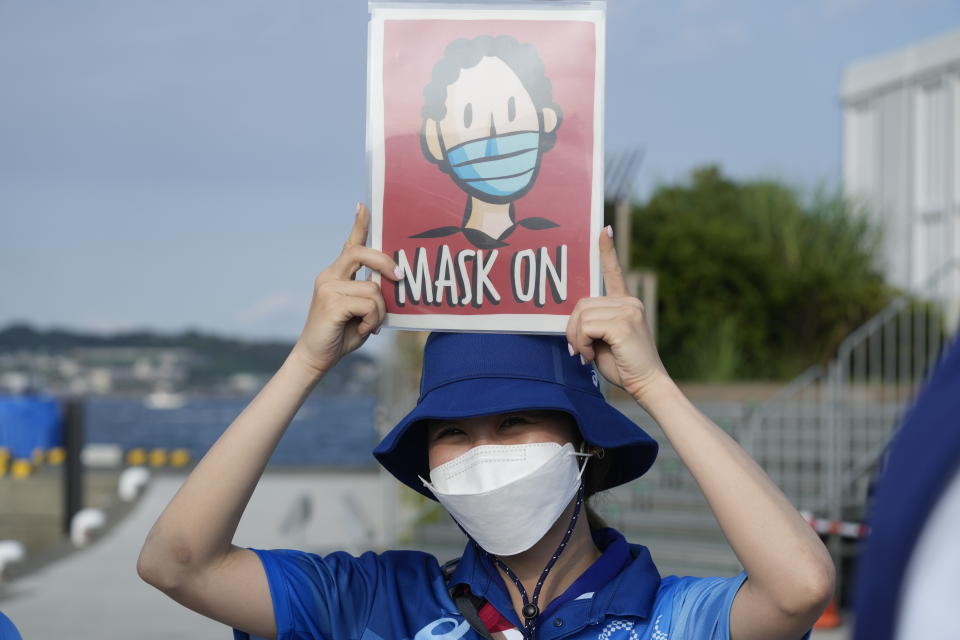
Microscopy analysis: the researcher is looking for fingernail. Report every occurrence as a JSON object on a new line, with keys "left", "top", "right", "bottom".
{"left": 393, "top": 265, "right": 404, "bottom": 280}
{"left": 605, "top": 225, "right": 613, "bottom": 238}
{"left": 580, "top": 354, "right": 588, "bottom": 366}
{"left": 356, "top": 202, "right": 362, "bottom": 215}
{"left": 567, "top": 342, "right": 575, "bottom": 357}
{"left": 373, "top": 326, "right": 381, "bottom": 335}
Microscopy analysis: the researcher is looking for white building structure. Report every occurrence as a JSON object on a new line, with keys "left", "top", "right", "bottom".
{"left": 841, "top": 28, "right": 960, "bottom": 313}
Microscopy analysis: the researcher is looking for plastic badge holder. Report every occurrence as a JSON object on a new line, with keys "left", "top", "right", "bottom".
{"left": 367, "top": 1, "right": 606, "bottom": 333}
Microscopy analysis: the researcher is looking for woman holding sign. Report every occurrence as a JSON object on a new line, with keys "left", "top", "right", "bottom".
{"left": 138, "top": 204, "right": 834, "bottom": 639}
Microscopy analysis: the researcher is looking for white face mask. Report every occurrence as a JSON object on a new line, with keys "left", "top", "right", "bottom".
{"left": 420, "top": 442, "right": 592, "bottom": 556}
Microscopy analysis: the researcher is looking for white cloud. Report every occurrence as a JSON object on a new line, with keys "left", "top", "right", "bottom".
{"left": 235, "top": 291, "right": 301, "bottom": 325}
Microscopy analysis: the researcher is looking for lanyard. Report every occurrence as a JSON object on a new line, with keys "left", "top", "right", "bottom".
{"left": 489, "top": 484, "right": 585, "bottom": 639}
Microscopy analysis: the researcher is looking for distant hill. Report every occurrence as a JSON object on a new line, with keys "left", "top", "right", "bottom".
{"left": 0, "top": 323, "right": 376, "bottom": 395}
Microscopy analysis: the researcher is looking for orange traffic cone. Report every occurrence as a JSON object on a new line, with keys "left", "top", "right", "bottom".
{"left": 814, "top": 599, "right": 841, "bottom": 629}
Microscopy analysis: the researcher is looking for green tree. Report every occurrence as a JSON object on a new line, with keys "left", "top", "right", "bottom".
{"left": 622, "top": 165, "right": 893, "bottom": 380}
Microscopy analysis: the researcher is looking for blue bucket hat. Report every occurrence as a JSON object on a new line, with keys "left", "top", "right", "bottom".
{"left": 373, "top": 332, "right": 659, "bottom": 499}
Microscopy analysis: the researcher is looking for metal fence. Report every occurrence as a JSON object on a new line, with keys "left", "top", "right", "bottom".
{"left": 744, "top": 260, "right": 959, "bottom": 596}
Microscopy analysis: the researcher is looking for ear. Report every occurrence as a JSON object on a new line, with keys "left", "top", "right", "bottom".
{"left": 541, "top": 107, "right": 559, "bottom": 134}
{"left": 423, "top": 118, "right": 444, "bottom": 162}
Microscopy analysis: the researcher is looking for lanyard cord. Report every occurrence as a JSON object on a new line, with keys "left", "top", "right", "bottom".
{"left": 488, "top": 483, "right": 585, "bottom": 640}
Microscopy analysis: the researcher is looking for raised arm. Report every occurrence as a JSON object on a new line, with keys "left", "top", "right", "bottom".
{"left": 136, "top": 203, "right": 401, "bottom": 638}
{"left": 566, "top": 227, "right": 834, "bottom": 640}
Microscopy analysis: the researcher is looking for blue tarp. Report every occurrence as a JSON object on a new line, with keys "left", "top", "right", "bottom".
{"left": 0, "top": 396, "right": 62, "bottom": 459}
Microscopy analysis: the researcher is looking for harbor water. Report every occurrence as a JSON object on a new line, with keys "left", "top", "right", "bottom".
{"left": 83, "top": 394, "right": 379, "bottom": 467}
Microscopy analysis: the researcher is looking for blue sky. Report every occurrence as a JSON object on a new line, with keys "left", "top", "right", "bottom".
{"left": 2, "top": 0, "right": 958, "bottom": 341}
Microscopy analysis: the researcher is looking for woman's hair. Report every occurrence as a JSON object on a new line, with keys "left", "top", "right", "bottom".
{"left": 581, "top": 437, "right": 613, "bottom": 531}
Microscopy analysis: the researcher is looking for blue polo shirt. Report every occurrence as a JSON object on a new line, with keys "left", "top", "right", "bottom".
{"left": 0, "top": 611, "right": 22, "bottom": 640}
{"left": 232, "top": 527, "right": 794, "bottom": 640}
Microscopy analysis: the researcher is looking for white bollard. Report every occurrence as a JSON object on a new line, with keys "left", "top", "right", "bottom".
{"left": 70, "top": 508, "right": 106, "bottom": 547}
{"left": 81, "top": 444, "right": 123, "bottom": 468}
{"left": 0, "top": 540, "right": 26, "bottom": 580}
{"left": 118, "top": 466, "right": 151, "bottom": 502}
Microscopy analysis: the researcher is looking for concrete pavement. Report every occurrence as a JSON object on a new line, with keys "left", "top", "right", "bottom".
{"left": 0, "top": 470, "right": 387, "bottom": 639}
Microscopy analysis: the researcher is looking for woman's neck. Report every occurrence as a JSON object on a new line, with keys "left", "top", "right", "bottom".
{"left": 492, "top": 498, "right": 601, "bottom": 624}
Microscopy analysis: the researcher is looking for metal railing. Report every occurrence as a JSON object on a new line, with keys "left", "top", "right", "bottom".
{"left": 742, "top": 364, "right": 827, "bottom": 511}
{"left": 747, "top": 260, "right": 959, "bottom": 598}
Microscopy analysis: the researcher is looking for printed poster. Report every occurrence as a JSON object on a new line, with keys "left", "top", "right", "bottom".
{"left": 368, "top": 2, "right": 606, "bottom": 332}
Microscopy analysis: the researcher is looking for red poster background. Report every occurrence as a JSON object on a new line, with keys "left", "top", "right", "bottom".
{"left": 378, "top": 18, "right": 596, "bottom": 318}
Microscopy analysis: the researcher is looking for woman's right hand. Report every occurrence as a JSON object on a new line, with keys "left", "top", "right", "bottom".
{"left": 290, "top": 203, "right": 402, "bottom": 379}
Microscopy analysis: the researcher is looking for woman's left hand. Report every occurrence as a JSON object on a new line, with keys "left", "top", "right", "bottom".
{"left": 565, "top": 226, "right": 670, "bottom": 403}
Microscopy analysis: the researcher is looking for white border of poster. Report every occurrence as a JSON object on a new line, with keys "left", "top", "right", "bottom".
{"left": 366, "top": 1, "right": 606, "bottom": 333}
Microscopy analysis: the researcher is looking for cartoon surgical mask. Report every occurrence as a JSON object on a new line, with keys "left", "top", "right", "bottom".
{"left": 415, "top": 35, "right": 563, "bottom": 248}
{"left": 446, "top": 130, "right": 541, "bottom": 200}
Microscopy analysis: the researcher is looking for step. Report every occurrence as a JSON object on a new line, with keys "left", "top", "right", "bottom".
{"left": 594, "top": 486, "right": 713, "bottom": 512}
{"left": 632, "top": 535, "right": 742, "bottom": 577}
{"left": 609, "top": 509, "right": 726, "bottom": 540}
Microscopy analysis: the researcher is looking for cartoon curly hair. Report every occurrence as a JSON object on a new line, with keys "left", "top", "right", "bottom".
{"left": 420, "top": 34, "right": 563, "bottom": 173}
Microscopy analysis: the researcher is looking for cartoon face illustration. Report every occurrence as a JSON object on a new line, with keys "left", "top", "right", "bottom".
{"left": 414, "top": 35, "right": 563, "bottom": 249}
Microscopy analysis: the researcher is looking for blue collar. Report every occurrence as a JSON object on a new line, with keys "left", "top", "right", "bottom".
{"left": 448, "top": 527, "right": 661, "bottom": 629}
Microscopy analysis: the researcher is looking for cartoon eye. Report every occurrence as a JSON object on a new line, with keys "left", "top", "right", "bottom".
{"left": 463, "top": 103, "right": 473, "bottom": 128}
{"left": 507, "top": 96, "right": 516, "bottom": 122}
